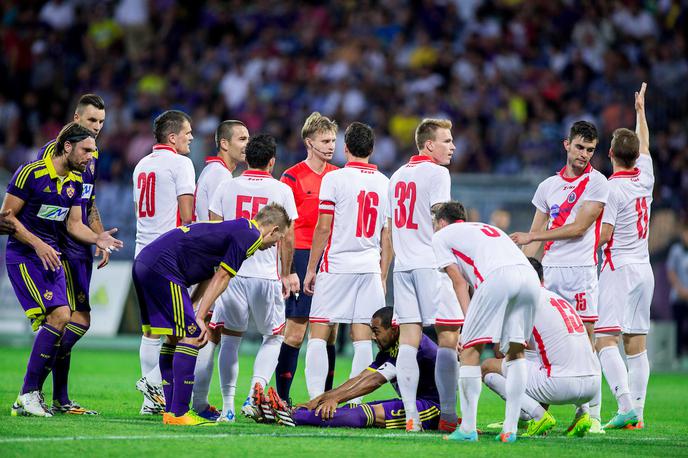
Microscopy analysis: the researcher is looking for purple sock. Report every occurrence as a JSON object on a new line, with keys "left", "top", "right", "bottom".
{"left": 159, "top": 343, "right": 176, "bottom": 412}
{"left": 275, "top": 343, "right": 300, "bottom": 400}
{"left": 52, "top": 321, "right": 88, "bottom": 404}
{"left": 22, "top": 324, "right": 63, "bottom": 394}
{"left": 293, "top": 404, "right": 374, "bottom": 428}
{"left": 171, "top": 343, "right": 198, "bottom": 416}
{"left": 325, "top": 344, "right": 336, "bottom": 391}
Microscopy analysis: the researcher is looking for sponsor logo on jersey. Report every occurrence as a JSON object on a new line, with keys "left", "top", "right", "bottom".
{"left": 550, "top": 204, "right": 560, "bottom": 218}
{"left": 82, "top": 184, "right": 94, "bottom": 199}
{"left": 37, "top": 205, "right": 69, "bottom": 221}
{"left": 567, "top": 191, "right": 577, "bottom": 203}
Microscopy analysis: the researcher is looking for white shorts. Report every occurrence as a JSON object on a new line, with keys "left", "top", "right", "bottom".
{"left": 596, "top": 263, "right": 654, "bottom": 335}
{"left": 461, "top": 265, "right": 540, "bottom": 354}
{"left": 209, "top": 276, "right": 285, "bottom": 336}
{"left": 512, "top": 360, "right": 599, "bottom": 406}
{"left": 544, "top": 266, "right": 598, "bottom": 323}
{"left": 310, "top": 272, "right": 385, "bottom": 324}
{"left": 393, "top": 269, "right": 464, "bottom": 327}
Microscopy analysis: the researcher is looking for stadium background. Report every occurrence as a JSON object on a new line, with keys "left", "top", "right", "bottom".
{"left": 0, "top": 0, "right": 687, "bottom": 393}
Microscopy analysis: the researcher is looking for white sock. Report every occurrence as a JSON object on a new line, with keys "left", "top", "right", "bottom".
{"left": 503, "top": 358, "right": 528, "bottom": 434}
{"left": 140, "top": 336, "right": 162, "bottom": 408}
{"left": 192, "top": 341, "right": 217, "bottom": 412}
{"left": 589, "top": 385, "right": 602, "bottom": 420}
{"left": 627, "top": 350, "right": 649, "bottom": 421}
{"left": 484, "top": 372, "right": 532, "bottom": 421}
{"left": 598, "top": 346, "right": 632, "bottom": 413}
{"left": 305, "top": 338, "right": 328, "bottom": 399}
{"left": 248, "top": 335, "right": 284, "bottom": 398}
{"left": 396, "top": 344, "right": 420, "bottom": 423}
{"left": 348, "top": 340, "right": 373, "bottom": 404}
{"left": 458, "top": 365, "right": 482, "bottom": 433}
{"left": 435, "top": 347, "right": 459, "bottom": 423}
{"left": 218, "top": 335, "right": 241, "bottom": 413}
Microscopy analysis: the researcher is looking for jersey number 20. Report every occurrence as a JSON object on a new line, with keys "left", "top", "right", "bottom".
{"left": 137, "top": 172, "right": 156, "bottom": 218}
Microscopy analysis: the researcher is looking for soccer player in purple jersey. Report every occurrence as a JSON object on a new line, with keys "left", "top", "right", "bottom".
{"left": 250, "top": 307, "right": 441, "bottom": 430}
{"left": 35, "top": 94, "right": 108, "bottom": 415}
{"left": 3, "top": 123, "right": 123, "bottom": 417}
{"left": 132, "top": 204, "right": 291, "bottom": 426}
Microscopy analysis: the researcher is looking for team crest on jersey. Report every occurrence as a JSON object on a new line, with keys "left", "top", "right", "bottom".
{"left": 66, "top": 184, "right": 75, "bottom": 198}
{"left": 567, "top": 191, "right": 577, "bottom": 203}
{"left": 550, "top": 204, "right": 560, "bottom": 218}
{"left": 43, "top": 290, "right": 53, "bottom": 301}
{"left": 187, "top": 323, "right": 198, "bottom": 335}
{"left": 90, "top": 162, "right": 95, "bottom": 175}
{"left": 78, "top": 292, "right": 86, "bottom": 303}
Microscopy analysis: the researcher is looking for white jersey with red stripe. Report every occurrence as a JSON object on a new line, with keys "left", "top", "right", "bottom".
{"left": 532, "top": 164, "right": 609, "bottom": 267}
{"left": 208, "top": 170, "right": 298, "bottom": 280}
{"left": 432, "top": 221, "right": 530, "bottom": 289}
{"left": 195, "top": 157, "right": 233, "bottom": 221}
{"left": 133, "top": 144, "right": 196, "bottom": 257}
{"left": 601, "top": 155, "right": 654, "bottom": 271}
{"left": 388, "top": 155, "right": 451, "bottom": 271}
{"left": 318, "top": 162, "right": 390, "bottom": 274}
{"left": 531, "top": 287, "right": 600, "bottom": 377}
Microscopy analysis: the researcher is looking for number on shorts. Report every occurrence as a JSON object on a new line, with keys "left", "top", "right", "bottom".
{"left": 635, "top": 197, "right": 649, "bottom": 239}
{"left": 236, "top": 195, "right": 269, "bottom": 219}
{"left": 574, "top": 292, "right": 587, "bottom": 312}
{"left": 356, "top": 190, "right": 379, "bottom": 238}
{"left": 137, "top": 172, "right": 156, "bottom": 217}
{"left": 549, "top": 297, "right": 585, "bottom": 334}
{"left": 393, "top": 181, "right": 418, "bottom": 229}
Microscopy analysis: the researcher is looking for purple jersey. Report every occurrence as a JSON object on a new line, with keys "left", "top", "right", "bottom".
{"left": 369, "top": 334, "right": 440, "bottom": 403}
{"left": 135, "top": 219, "right": 262, "bottom": 287}
{"left": 37, "top": 140, "right": 98, "bottom": 261}
{"left": 5, "top": 157, "right": 83, "bottom": 264}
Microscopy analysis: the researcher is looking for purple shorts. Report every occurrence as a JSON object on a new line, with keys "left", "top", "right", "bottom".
{"left": 368, "top": 398, "right": 441, "bottom": 430}
{"left": 61, "top": 258, "right": 92, "bottom": 312}
{"left": 6, "top": 258, "right": 69, "bottom": 325}
{"left": 132, "top": 261, "right": 200, "bottom": 338}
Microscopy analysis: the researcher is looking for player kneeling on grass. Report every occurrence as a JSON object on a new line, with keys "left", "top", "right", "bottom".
{"left": 132, "top": 204, "right": 290, "bottom": 426}
{"left": 248, "top": 306, "right": 442, "bottom": 430}
{"left": 482, "top": 257, "right": 602, "bottom": 438}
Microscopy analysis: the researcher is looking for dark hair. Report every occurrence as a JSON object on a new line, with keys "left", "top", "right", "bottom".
{"left": 215, "top": 120, "right": 247, "bottom": 149}
{"left": 432, "top": 201, "right": 467, "bottom": 224}
{"left": 372, "top": 306, "right": 394, "bottom": 328}
{"left": 54, "top": 122, "right": 96, "bottom": 156}
{"left": 245, "top": 133, "right": 276, "bottom": 169}
{"left": 344, "top": 122, "right": 375, "bottom": 158}
{"left": 153, "top": 110, "right": 192, "bottom": 143}
{"left": 611, "top": 128, "right": 640, "bottom": 168}
{"left": 76, "top": 94, "right": 105, "bottom": 113}
{"left": 568, "top": 121, "right": 598, "bottom": 142}
{"left": 528, "top": 257, "right": 544, "bottom": 282}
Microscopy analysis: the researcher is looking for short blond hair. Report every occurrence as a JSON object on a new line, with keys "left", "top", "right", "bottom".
{"left": 415, "top": 118, "right": 452, "bottom": 151}
{"left": 301, "top": 112, "right": 338, "bottom": 141}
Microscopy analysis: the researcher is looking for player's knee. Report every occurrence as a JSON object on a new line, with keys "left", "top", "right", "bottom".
{"left": 595, "top": 335, "right": 619, "bottom": 352}
{"left": 46, "top": 306, "right": 71, "bottom": 330}
{"left": 480, "top": 358, "right": 501, "bottom": 379}
{"left": 70, "top": 310, "right": 91, "bottom": 329}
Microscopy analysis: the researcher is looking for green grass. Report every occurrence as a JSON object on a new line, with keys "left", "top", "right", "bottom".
{"left": 1, "top": 346, "right": 687, "bottom": 457}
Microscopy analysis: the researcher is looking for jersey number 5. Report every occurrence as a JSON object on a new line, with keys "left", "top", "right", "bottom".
{"left": 137, "top": 172, "right": 156, "bottom": 218}
{"left": 236, "top": 195, "right": 269, "bottom": 219}
{"left": 356, "top": 191, "right": 379, "bottom": 238}
{"left": 394, "top": 181, "right": 418, "bottom": 229}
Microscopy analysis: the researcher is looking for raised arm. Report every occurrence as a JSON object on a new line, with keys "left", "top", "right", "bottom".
{"left": 67, "top": 205, "right": 123, "bottom": 252}
{"left": 511, "top": 208, "right": 549, "bottom": 256}
{"left": 635, "top": 82, "right": 650, "bottom": 156}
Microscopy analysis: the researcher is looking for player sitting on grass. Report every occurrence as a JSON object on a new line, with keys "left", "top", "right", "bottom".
{"left": 481, "top": 257, "right": 601, "bottom": 438}
{"left": 248, "top": 306, "right": 442, "bottom": 430}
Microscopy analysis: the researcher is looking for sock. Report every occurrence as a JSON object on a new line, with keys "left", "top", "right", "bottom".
{"left": 325, "top": 344, "right": 336, "bottom": 391}
{"left": 484, "top": 372, "right": 533, "bottom": 421}
{"left": 38, "top": 335, "right": 61, "bottom": 390}
{"left": 248, "top": 335, "right": 284, "bottom": 398}
{"left": 52, "top": 321, "right": 88, "bottom": 404}
{"left": 22, "top": 324, "right": 63, "bottom": 394}
{"left": 349, "top": 340, "right": 373, "bottom": 404}
{"left": 170, "top": 343, "right": 199, "bottom": 416}
{"left": 305, "top": 338, "right": 328, "bottom": 399}
{"left": 396, "top": 344, "right": 420, "bottom": 423}
{"left": 458, "top": 365, "right": 482, "bottom": 433}
{"left": 191, "top": 341, "right": 217, "bottom": 412}
{"left": 627, "top": 350, "right": 649, "bottom": 421}
{"left": 435, "top": 347, "right": 459, "bottom": 423}
{"left": 218, "top": 335, "right": 241, "bottom": 413}
{"left": 159, "top": 343, "right": 176, "bottom": 412}
{"left": 503, "top": 358, "right": 528, "bottom": 434}
{"left": 598, "top": 346, "right": 632, "bottom": 413}
{"left": 140, "top": 336, "right": 162, "bottom": 408}
{"left": 275, "top": 342, "right": 300, "bottom": 400}
{"left": 293, "top": 403, "right": 374, "bottom": 427}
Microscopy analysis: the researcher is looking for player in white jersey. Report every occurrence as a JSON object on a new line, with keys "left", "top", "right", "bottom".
{"left": 132, "top": 110, "right": 196, "bottom": 415}
{"left": 596, "top": 83, "right": 653, "bottom": 430}
{"left": 388, "top": 119, "right": 468, "bottom": 433}
{"left": 482, "top": 258, "right": 601, "bottom": 438}
{"left": 206, "top": 134, "right": 298, "bottom": 422}
{"left": 432, "top": 202, "right": 541, "bottom": 443}
{"left": 303, "top": 122, "right": 392, "bottom": 402}
{"left": 189, "top": 120, "right": 250, "bottom": 421}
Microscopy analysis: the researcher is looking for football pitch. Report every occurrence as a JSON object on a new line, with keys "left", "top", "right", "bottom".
{"left": 1, "top": 346, "right": 687, "bottom": 457}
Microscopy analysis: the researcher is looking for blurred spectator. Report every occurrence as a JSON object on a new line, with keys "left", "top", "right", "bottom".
{"left": 668, "top": 223, "right": 688, "bottom": 357}
{"left": 489, "top": 209, "right": 512, "bottom": 233}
